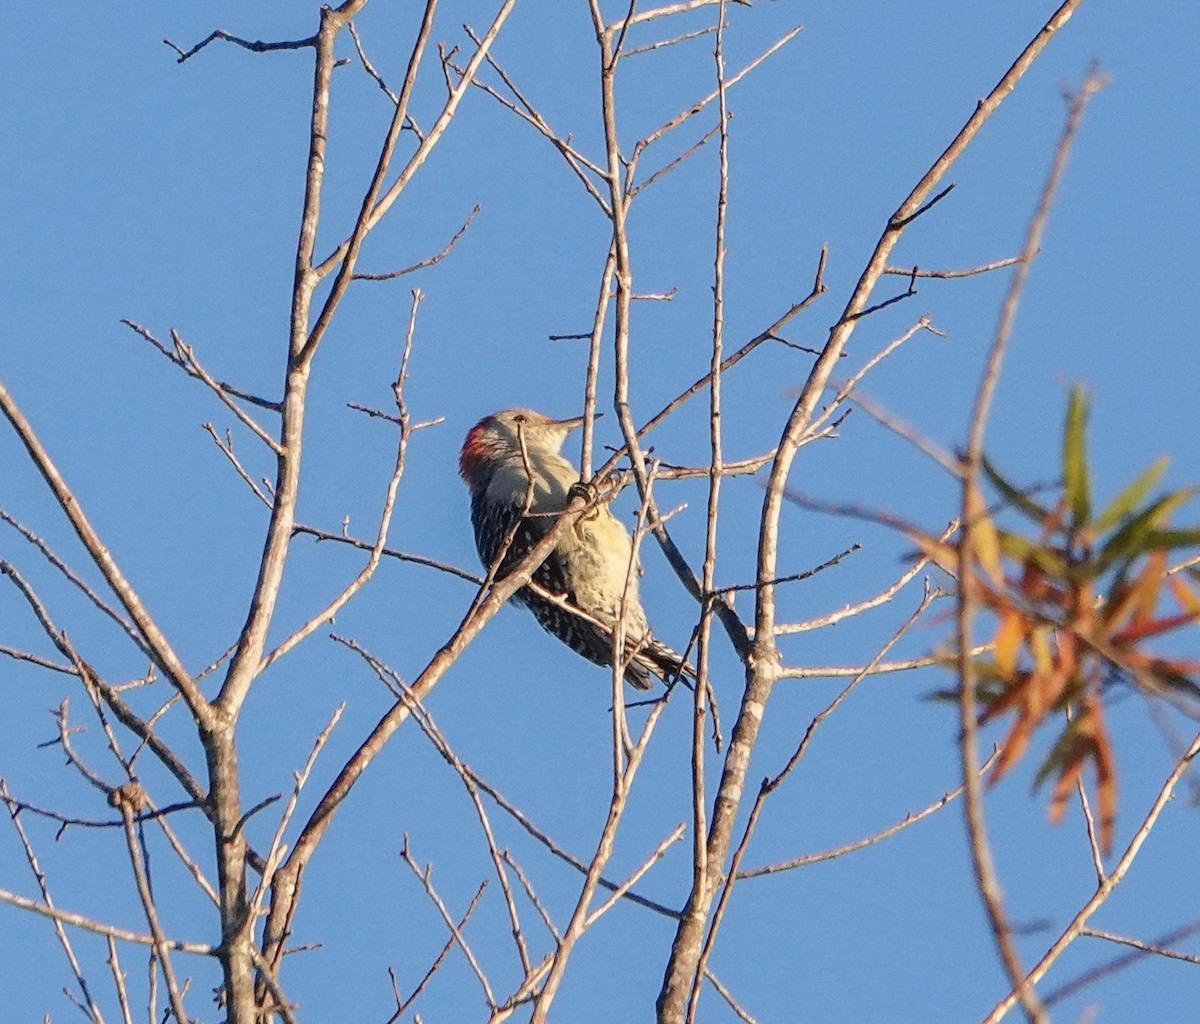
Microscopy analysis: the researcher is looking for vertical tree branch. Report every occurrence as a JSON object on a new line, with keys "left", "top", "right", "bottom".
{"left": 687, "top": 13, "right": 730, "bottom": 1017}
{"left": 958, "top": 71, "right": 1105, "bottom": 1024}
{"left": 656, "top": 4, "right": 1087, "bottom": 1019}
{"left": 119, "top": 797, "right": 191, "bottom": 1024}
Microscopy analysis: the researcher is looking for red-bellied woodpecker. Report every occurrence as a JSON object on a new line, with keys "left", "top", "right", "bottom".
{"left": 459, "top": 408, "right": 690, "bottom": 689}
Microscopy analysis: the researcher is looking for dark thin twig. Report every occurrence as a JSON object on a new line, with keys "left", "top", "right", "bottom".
{"left": 292, "top": 523, "right": 483, "bottom": 584}
{"left": 715, "top": 543, "right": 861, "bottom": 595}
{"left": 4, "top": 796, "right": 202, "bottom": 831}
{"left": 1, "top": 509, "right": 150, "bottom": 657}
{"left": 348, "top": 21, "right": 399, "bottom": 103}
{"left": 354, "top": 205, "right": 481, "bottom": 280}
{"left": 120, "top": 320, "right": 281, "bottom": 411}
{"left": 894, "top": 182, "right": 956, "bottom": 228}
{"left": 164, "top": 30, "right": 317, "bottom": 63}
{"left": 385, "top": 883, "right": 489, "bottom": 1023}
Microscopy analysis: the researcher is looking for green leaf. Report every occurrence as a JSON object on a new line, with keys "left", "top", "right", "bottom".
{"left": 997, "top": 531, "right": 1067, "bottom": 577}
{"left": 1033, "top": 708, "right": 1091, "bottom": 790}
{"left": 1094, "top": 456, "right": 1169, "bottom": 533}
{"left": 1141, "top": 528, "right": 1200, "bottom": 551}
{"left": 1063, "top": 384, "right": 1092, "bottom": 532}
{"left": 1098, "top": 489, "right": 1200, "bottom": 570}
{"left": 982, "top": 456, "right": 1052, "bottom": 523}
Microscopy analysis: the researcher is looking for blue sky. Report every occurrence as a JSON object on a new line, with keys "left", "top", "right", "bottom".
{"left": 2, "top": 3, "right": 1199, "bottom": 1022}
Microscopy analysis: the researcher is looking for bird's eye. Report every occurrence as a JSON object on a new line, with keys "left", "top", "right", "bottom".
{"left": 513, "top": 414, "right": 526, "bottom": 424}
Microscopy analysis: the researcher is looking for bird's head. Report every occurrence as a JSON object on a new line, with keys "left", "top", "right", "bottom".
{"left": 459, "top": 408, "right": 588, "bottom": 491}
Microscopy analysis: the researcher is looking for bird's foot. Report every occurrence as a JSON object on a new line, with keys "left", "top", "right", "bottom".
{"left": 567, "top": 479, "right": 605, "bottom": 520}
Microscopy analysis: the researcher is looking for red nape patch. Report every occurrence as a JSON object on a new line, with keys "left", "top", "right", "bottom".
{"left": 458, "top": 416, "right": 495, "bottom": 487}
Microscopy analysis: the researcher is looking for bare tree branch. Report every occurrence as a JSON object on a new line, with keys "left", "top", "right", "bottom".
{"left": 657, "top": 5, "right": 1088, "bottom": 1018}
{"left": 957, "top": 68, "right": 1106, "bottom": 1024}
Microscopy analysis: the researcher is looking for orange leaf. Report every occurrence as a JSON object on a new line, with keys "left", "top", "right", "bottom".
{"left": 1111, "top": 612, "right": 1198, "bottom": 647}
{"left": 994, "top": 610, "right": 1026, "bottom": 678}
{"left": 1048, "top": 751, "right": 1085, "bottom": 826}
{"left": 977, "top": 674, "right": 1028, "bottom": 725}
{"left": 1055, "top": 629, "right": 1077, "bottom": 677}
{"left": 991, "top": 711, "right": 1035, "bottom": 783}
{"left": 1169, "top": 575, "right": 1200, "bottom": 618}
{"left": 1086, "top": 695, "right": 1117, "bottom": 854}
{"left": 1135, "top": 550, "right": 1168, "bottom": 617}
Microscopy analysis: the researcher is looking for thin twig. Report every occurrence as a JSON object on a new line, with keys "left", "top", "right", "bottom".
{"left": 981, "top": 728, "right": 1200, "bottom": 1023}
{"left": 0, "top": 886, "right": 213, "bottom": 953}
{"left": 0, "top": 380, "right": 207, "bottom": 719}
{"left": 401, "top": 842, "right": 495, "bottom": 1009}
{"left": 779, "top": 644, "right": 996, "bottom": 680}
{"left": 293, "top": 522, "right": 483, "bottom": 584}
{"left": 703, "top": 969, "right": 760, "bottom": 1024}
{"left": 455, "top": 27, "right": 609, "bottom": 211}
{"left": 777, "top": 522, "right": 957, "bottom": 634}
{"left": 686, "top": 19, "right": 731, "bottom": 1003}
{"left": 583, "top": 824, "right": 686, "bottom": 929}
{"left": 1, "top": 781, "right": 106, "bottom": 1023}
{"left": 203, "top": 423, "right": 273, "bottom": 506}
{"left": 806, "top": 315, "right": 942, "bottom": 437}
{"left": 385, "top": 884, "right": 489, "bottom": 1023}
{"left": 1043, "top": 920, "right": 1200, "bottom": 1004}
{"left": 625, "top": 24, "right": 717, "bottom": 58}
{"left": 348, "top": 21, "right": 399, "bottom": 102}
{"left": 738, "top": 747, "right": 1002, "bottom": 878}
{"left": 501, "top": 851, "right": 561, "bottom": 942}
{"left": 335, "top": 635, "right": 681, "bottom": 921}
{"left": 164, "top": 29, "right": 316, "bottom": 63}
{"left": 355, "top": 651, "right": 530, "bottom": 972}
{"left": 260, "top": 291, "right": 424, "bottom": 672}
{"left": 354, "top": 204, "right": 481, "bottom": 280}
{"left": 118, "top": 800, "right": 191, "bottom": 1024}
{"left": 958, "top": 69, "right": 1105, "bottom": 1024}
{"left": 636, "top": 25, "right": 803, "bottom": 153}
{"left": 173, "top": 331, "right": 283, "bottom": 454}
{"left": 1, "top": 510, "right": 150, "bottom": 658}
{"left": 715, "top": 543, "right": 861, "bottom": 595}
{"left": 121, "top": 320, "right": 282, "bottom": 411}
{"left": 250, "top": 704, "right": 345, "bottom": 921}
{"left": 107, "top": 937, "right": 134, "bottom": 1024}
{"left": 1080, "top": 926, "right": 1200, "bottom": 965}
{"left": 883, "top": 255, "right": 1023, "bottom": 279}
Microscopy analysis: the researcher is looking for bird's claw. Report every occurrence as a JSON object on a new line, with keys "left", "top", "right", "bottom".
{"left": 568, "top": 479, "right": 604, "bottom": 520}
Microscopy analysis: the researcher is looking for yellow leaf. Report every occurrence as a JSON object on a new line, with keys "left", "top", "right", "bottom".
{"left": 994, "top": 610, "right": 1026, "bottom": 678}
{"left": 967, "top": 486, "right": 1004, "bottom": 585}
{"left": 1030, "top": 627, "right": 1054, "bottom": 676}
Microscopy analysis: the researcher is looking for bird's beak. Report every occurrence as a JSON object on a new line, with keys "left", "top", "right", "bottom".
{"left": 551, "top": 412, "right": 598, "bottom": 432}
